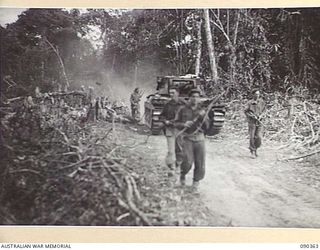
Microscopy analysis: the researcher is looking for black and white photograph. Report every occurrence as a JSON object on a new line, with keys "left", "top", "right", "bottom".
{"left": 1, "top": 7, "right": 320, "bottom": 228}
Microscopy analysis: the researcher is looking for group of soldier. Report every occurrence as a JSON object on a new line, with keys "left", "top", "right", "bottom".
{"left": 161, "top": 88, "right": 209, "bottom": 188}
{"left": 93, "top": 96, "right": 111, "bottom": 121}
{"left": 32, "top": 85, "right": 265, "bottom": 191}
{"left": 158, "top": 87, "right": 266, "bottom": 189}
{"left": 16, "top": 83, "right": 265, "bottom": 191}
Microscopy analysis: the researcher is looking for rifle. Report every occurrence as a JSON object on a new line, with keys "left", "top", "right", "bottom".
{"left": 138, "top": 90, "right": 145, "bottom": 99}
{"left": 175, "top": 90, "right": 226, "bottom": 138}
{"left": 246, "top": 106, "right": 267, "bottom": 127}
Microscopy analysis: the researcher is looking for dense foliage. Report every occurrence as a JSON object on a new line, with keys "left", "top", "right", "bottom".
{"left": 2, "top": 8, "right": 320, "bottom": 99}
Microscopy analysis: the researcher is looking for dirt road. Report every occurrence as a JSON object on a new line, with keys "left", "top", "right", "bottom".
{"left": 201, "top": 137, "right": 320, "bottom": 228}
{"left": 137, "top": 129, "right": 320, "bottom": 228}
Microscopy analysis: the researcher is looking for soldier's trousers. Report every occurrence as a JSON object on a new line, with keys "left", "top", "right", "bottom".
{"left": 165, "top": 135, "right": 183, "bottom": 167}
{"left": 131, "top": 105, "right": 140, "bottom": 121}
{"left": 248, "top": 123, "right": 262, "bottom": 151}
{"left": 165, "top": 136, "right": 176, "bottom": 167}
{"left": 180, "top": 138, "right": 206, "bottom": 182}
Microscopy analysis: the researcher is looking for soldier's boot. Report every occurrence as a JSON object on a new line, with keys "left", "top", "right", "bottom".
{"left": 167, "top": 164, "right": 175, "bottom": 177}
{"left": 192, "top": 180, "right": 200, "bottom": 189}
{"left": 191, "top": 180, "right": 201, "bottom": 193}
{"left": 249, "top": 147, "right": 256, "bottom": 158}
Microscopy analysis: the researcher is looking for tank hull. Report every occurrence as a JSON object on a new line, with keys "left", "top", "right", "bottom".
{"left": 144, "top": 98, "right": 168, "bottom": 135}
{"left": 144, "top": 98, "right": 226, "bottom": 136}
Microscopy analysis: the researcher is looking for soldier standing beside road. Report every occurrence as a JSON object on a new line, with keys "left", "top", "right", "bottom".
{"left": 95, "top": 97, "right": 100, "bottom": 121}
{"left": 174, "top": 88, "right": 209, "bottom": 188}
{"left": 160, "top": 88, "right": 184, "bottom": 175}
{"left": 244, "top": 89, "right": 266, "bottom": 158}
{"left": 130, "top": 87, "right": 143, "bottom": 122}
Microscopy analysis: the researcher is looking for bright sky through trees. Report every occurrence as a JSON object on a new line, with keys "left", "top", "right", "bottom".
{"left": 0, "top": 8, "right": 26, "bottom": 26}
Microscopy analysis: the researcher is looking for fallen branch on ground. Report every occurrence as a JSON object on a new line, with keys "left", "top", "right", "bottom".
{"left": 281, "top": 149, "right": 320, "bottom": 161}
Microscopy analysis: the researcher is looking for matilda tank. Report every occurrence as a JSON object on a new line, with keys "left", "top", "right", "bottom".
{"left": 144, "top": 75, "right": 226, "bottom": 135}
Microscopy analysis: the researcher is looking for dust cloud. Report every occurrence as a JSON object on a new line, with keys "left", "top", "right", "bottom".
{"left": 70, "top": 60, "right": 166, "bottom": 116}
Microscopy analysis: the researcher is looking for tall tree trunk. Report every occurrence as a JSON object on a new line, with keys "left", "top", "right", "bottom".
{"left": 180, "top": 9, "right": 184, "bottom": 74}
{"left": 41, "top": 61, "right": 45, "bottom": 83}
{"left": 230, "top": 10, "right": 240, "bottom": 84}
{"left": 45, "top": 38, "right": 70, "bottom": 89}
{"left": 111, "top": 53, "right": 116, "bottom": 73}
{"left": 134, "top": 61, "right": 138, "bottom": 85}
{"left": 203, "top": 9, "right": 218, "bottom": 82}
{"left": 211, "top": 9, "right": 239, "bottom": 84}
{"left": 227, "top": 9, "right": 230, "bottom": 38}
{"left": 298, "top": 15, "right": 306, "bottom": 83}
{"left": 289, "top": 14, "right": 303, "bottom": 77}
{"left": 175, "top": 35, "right": 180, "bottom": 75}
{"left": 195, "top": 19, "right": 202, "bottom": 76}
{"left": 233, "top": 10, "right": 240, "bottom": 45}
{"left": 229, "top": 46, "right": 237, "bottom": 83}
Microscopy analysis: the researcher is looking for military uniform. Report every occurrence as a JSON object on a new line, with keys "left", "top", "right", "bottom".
{"left": 95, "top": 98, "right": 100, "bottom": 120}
{"left": 130, "top": 89, "right": 142, "bottom": 121}
{"left": 244, "top": 98, "right": 266, "bottom": 156}
{"left": 160, "top": 99, "right": 184, "bottom": 169}
{"left": 175, "top": 103, "right": 209, "bottom": 184}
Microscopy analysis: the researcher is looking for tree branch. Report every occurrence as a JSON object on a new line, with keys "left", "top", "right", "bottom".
{"left": 210, "top": 9, "right": 231, "bottom": 44}
{"left": 45, "top": 37, "right": 70, "bottom": 88}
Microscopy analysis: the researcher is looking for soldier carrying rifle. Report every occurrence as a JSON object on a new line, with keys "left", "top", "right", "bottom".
{"left": 130, "top": 87, "right": 143, "bottom": 122}
{"left": 244, "top": 89, "right": 266, "bottom": 158}
{"left": 174, "top": 88, "right": 209, "bottom": 188}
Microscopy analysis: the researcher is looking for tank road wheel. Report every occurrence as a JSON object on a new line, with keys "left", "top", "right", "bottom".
{"left": 150, "top": 119, "right": 162, "bottom": 135}
{"left": 149, "top": 109, "right": 163, "bottom": 135}
{"left": 151, "top": 127, "right": 161, "bottom": 135}
{"left": 206, "top": 105, "right": 226, "bottom": 136}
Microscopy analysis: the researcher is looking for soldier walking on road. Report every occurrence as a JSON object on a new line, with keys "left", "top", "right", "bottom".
{"left": 160, "top": 88, "right": 184, "bottom": 175}
{"left": 174, "top": 89, "right": 209, "bottom": 188}
{"left": 130, "top": 87, "right": 143, "bottom": 122}
{"left": 244, "top": 89, "right": 266, "bottom": 158}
